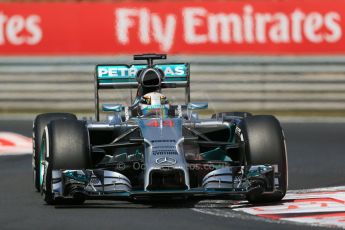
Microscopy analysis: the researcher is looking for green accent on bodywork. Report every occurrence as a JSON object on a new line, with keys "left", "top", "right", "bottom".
{"left": 201, "top": 147, "right": 231, "bottom": 161}
{"left": 155, "top": 64, "right": 188, "bottom": 77}
{"left": 39, "top": 140, "right": 45, "bottom": 187}
{"left": 97, "top": 64, "right": 145, "bottom": 79}
{"left": 102, "top": 104, "right": 123, "bottom": 112}
{"left": 98, "top": 78, "right": 187, "bottom": 84}
{"left": 65, "top": 171, "right": 90, "bottom": 183}
{"left": 187, "top": 102, "right": 208, "bottom": 110}
{"left": 97, "top": 63, "right": 189, "bottom": 84}
{"left": 247, "top": 166, "right": 272, "bottom": 177}
{"left": 200, "top": 122, "right": 236, "bottom": 161}
{"left": 112, "top": 148, "right": 143, "bottom": 162}
{"left": 113, "top": 152, "right": 128, "bottom": 162}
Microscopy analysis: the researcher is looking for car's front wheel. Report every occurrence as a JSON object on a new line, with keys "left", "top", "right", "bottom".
{"left": 32, "top": 113, "right": 77, "bottom": 192}
{"left": 40, "top": 119, "right": 91, "bottom": 205}
{"left": 240, "top": 115, "right": 288, "bottom": 203}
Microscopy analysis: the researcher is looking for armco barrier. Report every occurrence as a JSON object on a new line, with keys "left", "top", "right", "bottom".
{"left": 1, "top": 0, "right": 345, "bottom": 117}
{"left": 0, "top": 56, "right": 345, "bottom": 117}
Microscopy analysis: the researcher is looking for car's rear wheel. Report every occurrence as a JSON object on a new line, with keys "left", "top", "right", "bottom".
{"left": 240, "top": 115, "right": 287, "bottom": 203}
{"left": 33, "top": 113, "right": 77, "bottom": 192}
{"left": 40, "top": 119, "right": 91, "bottom": 205}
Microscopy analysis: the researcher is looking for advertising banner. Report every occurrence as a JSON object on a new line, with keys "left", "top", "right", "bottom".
{"left": 0, "top": 1, "right": 344, "bottom": 55}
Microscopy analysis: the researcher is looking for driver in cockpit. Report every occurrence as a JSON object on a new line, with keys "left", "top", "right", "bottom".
{"left": 138, "top": 92, "right": 170, "bottom": 118}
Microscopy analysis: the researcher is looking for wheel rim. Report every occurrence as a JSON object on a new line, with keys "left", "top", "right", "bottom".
{"left": 39, "top": 139, "right": 45, "bottom": 187}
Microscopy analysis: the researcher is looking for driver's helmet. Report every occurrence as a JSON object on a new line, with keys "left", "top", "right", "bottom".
{"left": 139, "top": 92, "right": 170, "bottom": 117}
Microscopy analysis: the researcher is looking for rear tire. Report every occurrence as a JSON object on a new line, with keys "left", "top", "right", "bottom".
{"left": 241, "top": 115, "right": 287, "bottom": 203}
{"left": 33, "top": 113, "right": 77, "bottom": 192}
{"left": 41, "top": 119, "right": 91, "bottom": 205}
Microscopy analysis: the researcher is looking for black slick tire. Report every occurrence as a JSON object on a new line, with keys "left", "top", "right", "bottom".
{"left": 40, "top": 119, "right": 91, "bottom": 205}
{"left": 33, "top": 113, "right": 77, "bottom": 192}
{"left": 240, "top": 115, "right": 287, "bottom": 203}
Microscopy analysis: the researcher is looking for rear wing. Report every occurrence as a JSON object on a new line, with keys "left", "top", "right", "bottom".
{"left": 94, "top": 63, "right": 190, "bottom": 121}
{"left": 96, "top": 63, "right": 189, "bottom": 88}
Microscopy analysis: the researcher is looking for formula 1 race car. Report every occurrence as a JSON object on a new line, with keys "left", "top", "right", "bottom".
{"left": 32, "top": 54, "right": 288, "bottom": 205}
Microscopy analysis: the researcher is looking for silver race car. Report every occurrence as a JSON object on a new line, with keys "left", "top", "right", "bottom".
{"left": 32, "top": 54, "right": 288, "bottom": 205}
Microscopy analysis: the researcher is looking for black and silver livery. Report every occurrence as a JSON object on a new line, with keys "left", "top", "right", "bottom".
{"left": 32, "top": 54, "right": 288, "bottom": 205}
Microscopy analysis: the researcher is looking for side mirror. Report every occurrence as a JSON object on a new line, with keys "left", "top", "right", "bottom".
{"left": 102, "top": 104, "right": 123, "bottom": 112}
{"left": 187, "top": 102, "right": 208, "bottom": 110}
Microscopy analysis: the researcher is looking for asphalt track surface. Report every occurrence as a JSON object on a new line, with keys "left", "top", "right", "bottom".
{"left": 1, "top": 120, "right": 345, "bottom": 230}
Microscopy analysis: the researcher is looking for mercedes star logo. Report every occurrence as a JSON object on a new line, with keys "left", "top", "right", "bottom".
{"left": 155, "top": 157, "right": 177, "bottom": 166}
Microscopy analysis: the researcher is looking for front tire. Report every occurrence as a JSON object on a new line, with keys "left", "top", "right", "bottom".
{"left": 241, "top": 115, "right": 288, "bottom": 203}
{"left": 41, "top": 119, "right": 91, "bottom": 205}
{"left": 33, "top": 113, "right": 77, "bottom": 192}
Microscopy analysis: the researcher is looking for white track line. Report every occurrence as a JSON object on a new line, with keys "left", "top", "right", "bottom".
{"left": 192, "top": 186, "right": 345, "bottom": 229}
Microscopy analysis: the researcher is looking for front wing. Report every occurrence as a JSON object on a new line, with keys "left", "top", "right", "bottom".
{"left": 50, "top": 164, "right": 282, "bottom": 201}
